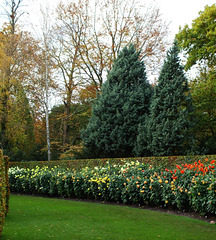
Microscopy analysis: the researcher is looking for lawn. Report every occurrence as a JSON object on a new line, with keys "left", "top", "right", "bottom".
{"left": 1, "top": 195, "right": 216, "bottom": 240}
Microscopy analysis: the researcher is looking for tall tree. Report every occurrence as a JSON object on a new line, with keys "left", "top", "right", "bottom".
{"left": 2, "top": 0, "right": 25, "bottom": 34}
{"left": 81, "top": 44, "right": 152, "bottom": 158}
{"left": 5, "top": 86, "right": 35, "bottom": 161}
{"left": 56, "top": 0, "right": 169, "bottom": 90}
{"left": 176, "top": 4, "right": 216, "bottom": 70}
{"left": 176, "top": 4, "right": 216, "bottom": 154}
{"left": 190, "top": 67, "right": 216, "bottom": 154}
{"left": 137, "top": 41, "right": 194, "bottom": 157}
{"left": 52, "top": 0, "right": 88, "bottom": 145}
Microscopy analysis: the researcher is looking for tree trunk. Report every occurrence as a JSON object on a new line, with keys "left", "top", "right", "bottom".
{"left": 63, "top": 100, "right": 71, "bottom": 144}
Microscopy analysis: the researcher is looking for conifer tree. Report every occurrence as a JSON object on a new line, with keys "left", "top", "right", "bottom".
{"left": 81, "top": 44, "right": 152, "bottom": 158}
{"left": 136, "top": 41, "right": 194, "bottom": 156}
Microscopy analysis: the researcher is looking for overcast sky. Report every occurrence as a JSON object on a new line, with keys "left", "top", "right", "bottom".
{"left": 0, "top": 0, "right": 215, "bottom": 42}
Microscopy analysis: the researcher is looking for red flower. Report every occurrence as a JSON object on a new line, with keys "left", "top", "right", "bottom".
{"left": 210, "top": 160, "right": 215, "bottom": 164}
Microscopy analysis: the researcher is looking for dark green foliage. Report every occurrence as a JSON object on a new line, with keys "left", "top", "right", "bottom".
{"left": 136, "top": 41, "right": 194, "bottom": 156}
{"left": 81, "top": 44, "right": 152, "bottom": 158}
{"left": 190, "top": 68, "right": 216, "bottom": 154}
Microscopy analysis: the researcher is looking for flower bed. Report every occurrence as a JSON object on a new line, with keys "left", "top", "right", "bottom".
{"left": 9, "top": 159, "right": 216, "bottom": 216}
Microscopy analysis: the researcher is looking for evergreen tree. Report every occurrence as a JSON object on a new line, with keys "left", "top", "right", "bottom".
{"left": 81, "top": 44, "right": 152, "bottom": 158}
{"left": 136, "top": 41, "right": 194, "bottom": 157}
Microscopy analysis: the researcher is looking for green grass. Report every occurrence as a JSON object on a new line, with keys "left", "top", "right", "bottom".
{"left": 1, "top": 195, "right": 216, "bottom": 240}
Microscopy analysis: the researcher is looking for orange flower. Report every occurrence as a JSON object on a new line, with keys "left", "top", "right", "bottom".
{"left": 180, "top": 170, "right": 185, "bottom": 174}
{"left": 176, "top": 165, "right": 181, "bottom": 170}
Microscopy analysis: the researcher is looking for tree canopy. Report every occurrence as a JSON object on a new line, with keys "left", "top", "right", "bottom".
{"left": 176, "top": 4, "right": 216, "bottom": 70}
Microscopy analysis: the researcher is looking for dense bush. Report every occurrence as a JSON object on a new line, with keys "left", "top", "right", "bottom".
{"left": 0, "top": 150, "right": 6, "bottom": 236}
{"left": 9, "top": 158, "right": 216, "bottom": 216}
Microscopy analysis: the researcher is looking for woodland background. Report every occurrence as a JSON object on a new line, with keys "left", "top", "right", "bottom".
{"left": 0, "top": 0, "right": 215, "bottom": 161}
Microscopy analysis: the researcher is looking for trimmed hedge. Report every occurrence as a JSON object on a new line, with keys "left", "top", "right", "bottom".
{"left": 4, "top": 156, "right": 10, "bottom": 216}
{"left": 0, "top": 150, "right": 6, "bottom": 236}
{"left": 9, "top": 154, "right": 216, "bottom": 171}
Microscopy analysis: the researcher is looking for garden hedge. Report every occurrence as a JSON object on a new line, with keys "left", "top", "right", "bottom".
{"left": 0, "top": 150, "right": 6, "bottom": 236}
{"left": 9, "top": 154, "right": 216, "bottom": 171}
{"left": 4, "top": 156, "right": 10, "bottom": 216}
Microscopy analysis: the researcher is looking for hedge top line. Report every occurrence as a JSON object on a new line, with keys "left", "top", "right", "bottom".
{"left": 9, "top": 154, "right": 216, "bottom": 170}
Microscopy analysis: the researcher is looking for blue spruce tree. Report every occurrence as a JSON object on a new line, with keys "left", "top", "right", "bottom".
{"left": 81, "top": 44, "right": 152, "bottom": 158}
{"left": 136, "top": 41, "right": 194, "bottom": 156}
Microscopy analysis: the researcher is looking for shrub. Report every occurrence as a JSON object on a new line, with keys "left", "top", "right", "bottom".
{"left": 0, "top": 150, "right": 6, "bottom": 236}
